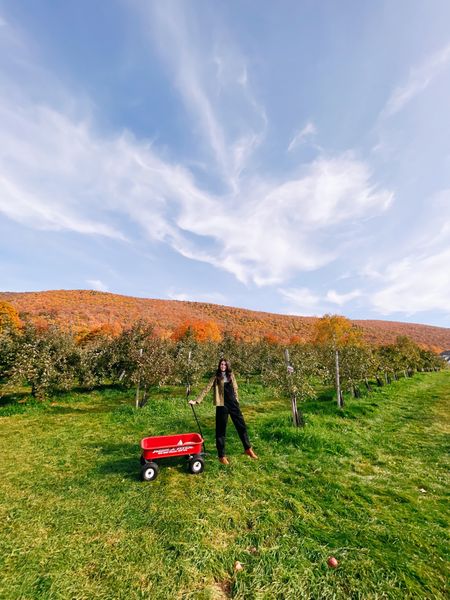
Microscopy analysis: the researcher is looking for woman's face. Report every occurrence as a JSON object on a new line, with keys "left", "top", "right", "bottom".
{"left": 220, "top": 360, "right": 227, "bottom": 372}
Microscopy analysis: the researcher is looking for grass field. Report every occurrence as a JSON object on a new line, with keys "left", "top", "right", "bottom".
{"left": 0, "top": 372, "right": 449, "bottom": 599}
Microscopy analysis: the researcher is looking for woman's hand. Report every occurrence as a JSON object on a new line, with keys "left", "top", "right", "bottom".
{"left": 188, "top": 399, "right": 197, "bottom": 405}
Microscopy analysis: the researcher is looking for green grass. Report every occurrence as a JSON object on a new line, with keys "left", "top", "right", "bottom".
{"left": 0, "top": 372, "right": 449, "bottom": 599}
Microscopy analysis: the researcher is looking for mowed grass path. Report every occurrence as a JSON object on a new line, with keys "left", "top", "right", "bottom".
{"left": 0, "top": 372, "right": 449, "bottom": 599}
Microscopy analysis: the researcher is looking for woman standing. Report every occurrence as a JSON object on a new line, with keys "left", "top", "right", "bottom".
{"left": 189, "top": 358, "right": 258, "bottom": 465}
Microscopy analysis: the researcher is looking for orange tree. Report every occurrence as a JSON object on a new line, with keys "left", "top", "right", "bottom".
{"left": 0, "top": 301, "right": 22, "bottom": 334}
{"left": 313, "top": 314, "right": 362, "bottom": 408}
{"left": 172, "top": 320, "right": 222, "bottom": 343}
{"left": 0, "top": 302, "right": 23, "bottom": 383}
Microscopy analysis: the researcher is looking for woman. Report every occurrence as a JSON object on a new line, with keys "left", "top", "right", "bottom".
{"left": 189, "top": 358, "right": 258, "bottom": 465}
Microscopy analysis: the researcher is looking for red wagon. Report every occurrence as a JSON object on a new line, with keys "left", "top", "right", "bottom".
{"left": 140, "top": 432, "right": 205, "bottom": 481}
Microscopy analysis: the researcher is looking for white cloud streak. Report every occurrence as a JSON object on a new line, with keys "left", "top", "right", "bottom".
{"left": 287, "top": 121, "right": 317, "bottom": 152}
{"left": 278, "top": 287, "right": 323, "bottom": 315}
{"left": 326, "top": 289, "right": 361, "bottom": 306}
{"left": 382, "top": 42, "right": 450, "bottom": 118}
{"left": 371, "top": 249, "right": 450, "bottom": 315}
{"left": 0, "top": 12, "right": 393, "bottom": 293}
{"left": 147, "top": 2, "right": 266, "bottom": 190}
{"left": 166, "top": 289, "right": 227, "bottom": 304}
{"left": 279, "top": 286, "right": 362, "bottom": 316}
{"left": 369, "top": 189, "right": 450, "bottom": 316}
{"left": 87, "top": 279, "right": 109, "bottom": 292}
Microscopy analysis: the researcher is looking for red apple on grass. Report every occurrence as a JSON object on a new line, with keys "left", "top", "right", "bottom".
{"left": 327, "top": 556, "right": 339, "bottom": 568}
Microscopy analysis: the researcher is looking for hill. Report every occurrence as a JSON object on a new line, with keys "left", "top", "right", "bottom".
{"left": 1, "top": 289, "right": 449, "bottom": 350}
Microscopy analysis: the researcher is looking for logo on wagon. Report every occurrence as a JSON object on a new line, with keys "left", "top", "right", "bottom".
{"left": 153, "top": 445, "right": 191, "bottom": 455}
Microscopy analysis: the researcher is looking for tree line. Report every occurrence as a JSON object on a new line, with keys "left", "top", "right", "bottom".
{"left": 0, "top": 302, "right": 445, "bottom": 406}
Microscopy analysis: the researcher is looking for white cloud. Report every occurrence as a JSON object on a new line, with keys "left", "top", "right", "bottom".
{"left": 287, "top": 121, "right": 317, "bottom": 152}
{"left": 382, "top": 42, "right": 450, "bottom": 118}
{"left": 87, "top": 279, "right": 109, "bottom": 292}
{"left": 279, "top": 286, "right": 362, "bottom": 316}
{"left": 166, "top": 289, "right": 227, "bottom": 304}
{"left": 278, "top": 287, "right": 323, "bottom": 315}
{"left": 369, "top": 189, "right": 450, "bottom": 316}
{"left": 371, "top": 249, "right": 450, "bottom": 315}
{"left": 174, "top": 154, "right": 393, "bottom": 285}
{"left": 0, "top": 13, "right": 394, "bottom": 292}
{"left": 326, "top": 289, "right": 361, "bottom": 306}
{"left": 0, "top": 85, "right": 393, "bottom": 288}
{"left": 147, "top": 2, "right": 266, "bottom": 190}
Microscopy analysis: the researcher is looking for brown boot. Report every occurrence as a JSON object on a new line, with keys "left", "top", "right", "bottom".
{"left": 219, "top": 456, "right": 230, "bottom": 465}
{"left": 244, "top": 448, "right": 258, "bottom": 459}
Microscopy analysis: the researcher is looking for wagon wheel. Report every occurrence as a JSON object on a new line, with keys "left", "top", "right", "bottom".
{"left": 141, "top": 462, "right": 159, "bottom": 481}
{"left": 188, "top": 456, "right": 205, "bottom": 475}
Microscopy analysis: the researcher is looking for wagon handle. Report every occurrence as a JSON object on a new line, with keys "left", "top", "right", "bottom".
{"left": 186, "top": 349, "right": 207, "bottom": 454}
{"left": 189, "top": 402, "right": 207, "bottom": 454}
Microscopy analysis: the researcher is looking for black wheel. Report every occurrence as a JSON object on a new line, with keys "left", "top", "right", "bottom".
{"left": 141, "top": 462, "right": 159, "bottom": 481}
{"left": 188, "top": 456, "right": 205, "bottom": 475}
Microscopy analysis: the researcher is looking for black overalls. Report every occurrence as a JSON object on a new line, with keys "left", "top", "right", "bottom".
{"left": 215, "top": 377, "right": 251, "bottom": 458}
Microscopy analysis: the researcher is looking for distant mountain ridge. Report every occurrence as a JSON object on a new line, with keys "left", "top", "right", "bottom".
{"left": 1, "top": 290, "right": 449, "bottom": 351}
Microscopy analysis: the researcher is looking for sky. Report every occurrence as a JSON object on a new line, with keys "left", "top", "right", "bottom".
{"left": 0, "top": 1, "right": 449, "bottom": 327}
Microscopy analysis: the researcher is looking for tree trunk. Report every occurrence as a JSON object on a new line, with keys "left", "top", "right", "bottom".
{"left": 135, "top": 381, "right": 140, "bottom": 409}
{"left": 335, "top": 349, "right": 343, "bottom": 408}
{"left": 139, "top": 386, "right": 148, "bottom": 408}
{"left": 291, "top": 393, "right": 304, "bottom": 427}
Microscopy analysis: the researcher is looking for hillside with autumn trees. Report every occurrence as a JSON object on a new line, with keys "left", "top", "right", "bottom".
{"left": 0, "top": 290, "right": 448, "bottom": 351}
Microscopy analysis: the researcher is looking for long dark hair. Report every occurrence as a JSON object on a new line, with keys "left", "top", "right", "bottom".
{"left": 216, "top": 357, "right": 232, "bottom": 379}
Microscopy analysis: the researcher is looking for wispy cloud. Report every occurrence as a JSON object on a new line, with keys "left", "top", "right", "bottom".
{"left": 287, "top": 121, "right": 317, "bottom": 152}
{"left": 0, "top": 11, "right": 393, "bottom": 293}
{"left": 382, "top": 41, "right": 450, "bottom": 118}
{"left": 369, "top": 189, "right": 450, "bottom": 316}
{"left": 326, "top": 289, "right": 361, "bottom": 306}
{"left": 280, "top": 286, "right": 362, "bottom": 316}
{"left": 371, "top": 249, "right": 450, "bottom": 315}
{"left": 166, "top": 289, "right": 227, "bottom": 304}
{"left": 175, "top": 154, "right": 393, "bottom": 285}
{"left": 87, "top": 279, "right": 109, "bottom": 292}
{"left": 278, "top": 287, "right": 323, "bottom": 315}
{"left": 147, "top": 2, "right": 266, "bottom": 190}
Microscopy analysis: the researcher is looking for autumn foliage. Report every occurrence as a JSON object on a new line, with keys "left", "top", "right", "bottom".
{"left": 172, "top": 320, "right": 222, "bottom": 342}
{"left": 313, "top": 314, "right": 363, "bottom": 347}
{"left": 0, "top": 302, "right": 22, "bottom": 333}
{"left": 0, "top": 290, "right": 449, "bottom": 350}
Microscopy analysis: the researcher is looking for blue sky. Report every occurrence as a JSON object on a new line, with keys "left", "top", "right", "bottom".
{"left": 0, "top": 1, "right": 449, "bottom": 327}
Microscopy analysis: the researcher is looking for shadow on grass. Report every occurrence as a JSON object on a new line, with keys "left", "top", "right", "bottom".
{"left": 96, "top": 441, "right": 195, "bottom": 480}
{"left": 0, "top": 389, "right": 31, "bottom": 406}
{"left": 302, "top": 386, "right": 380, "bottom": 420}
{"left": 47, "top": 404, "right": 114, "bottom": 415}
{"left": 94, "top": 442, "right": 140, "bottom": 480}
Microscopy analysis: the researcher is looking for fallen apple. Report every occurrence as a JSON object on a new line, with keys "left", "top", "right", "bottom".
{"left": 327, "top": 556, "right": 339, "bottom": 569}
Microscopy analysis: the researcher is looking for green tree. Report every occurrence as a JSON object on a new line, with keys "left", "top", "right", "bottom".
{"left": 262, "top": 343, "right": 320, "bottom": 426}
{"left": 11, "top": 325, "right": 79, "bottom": 399}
